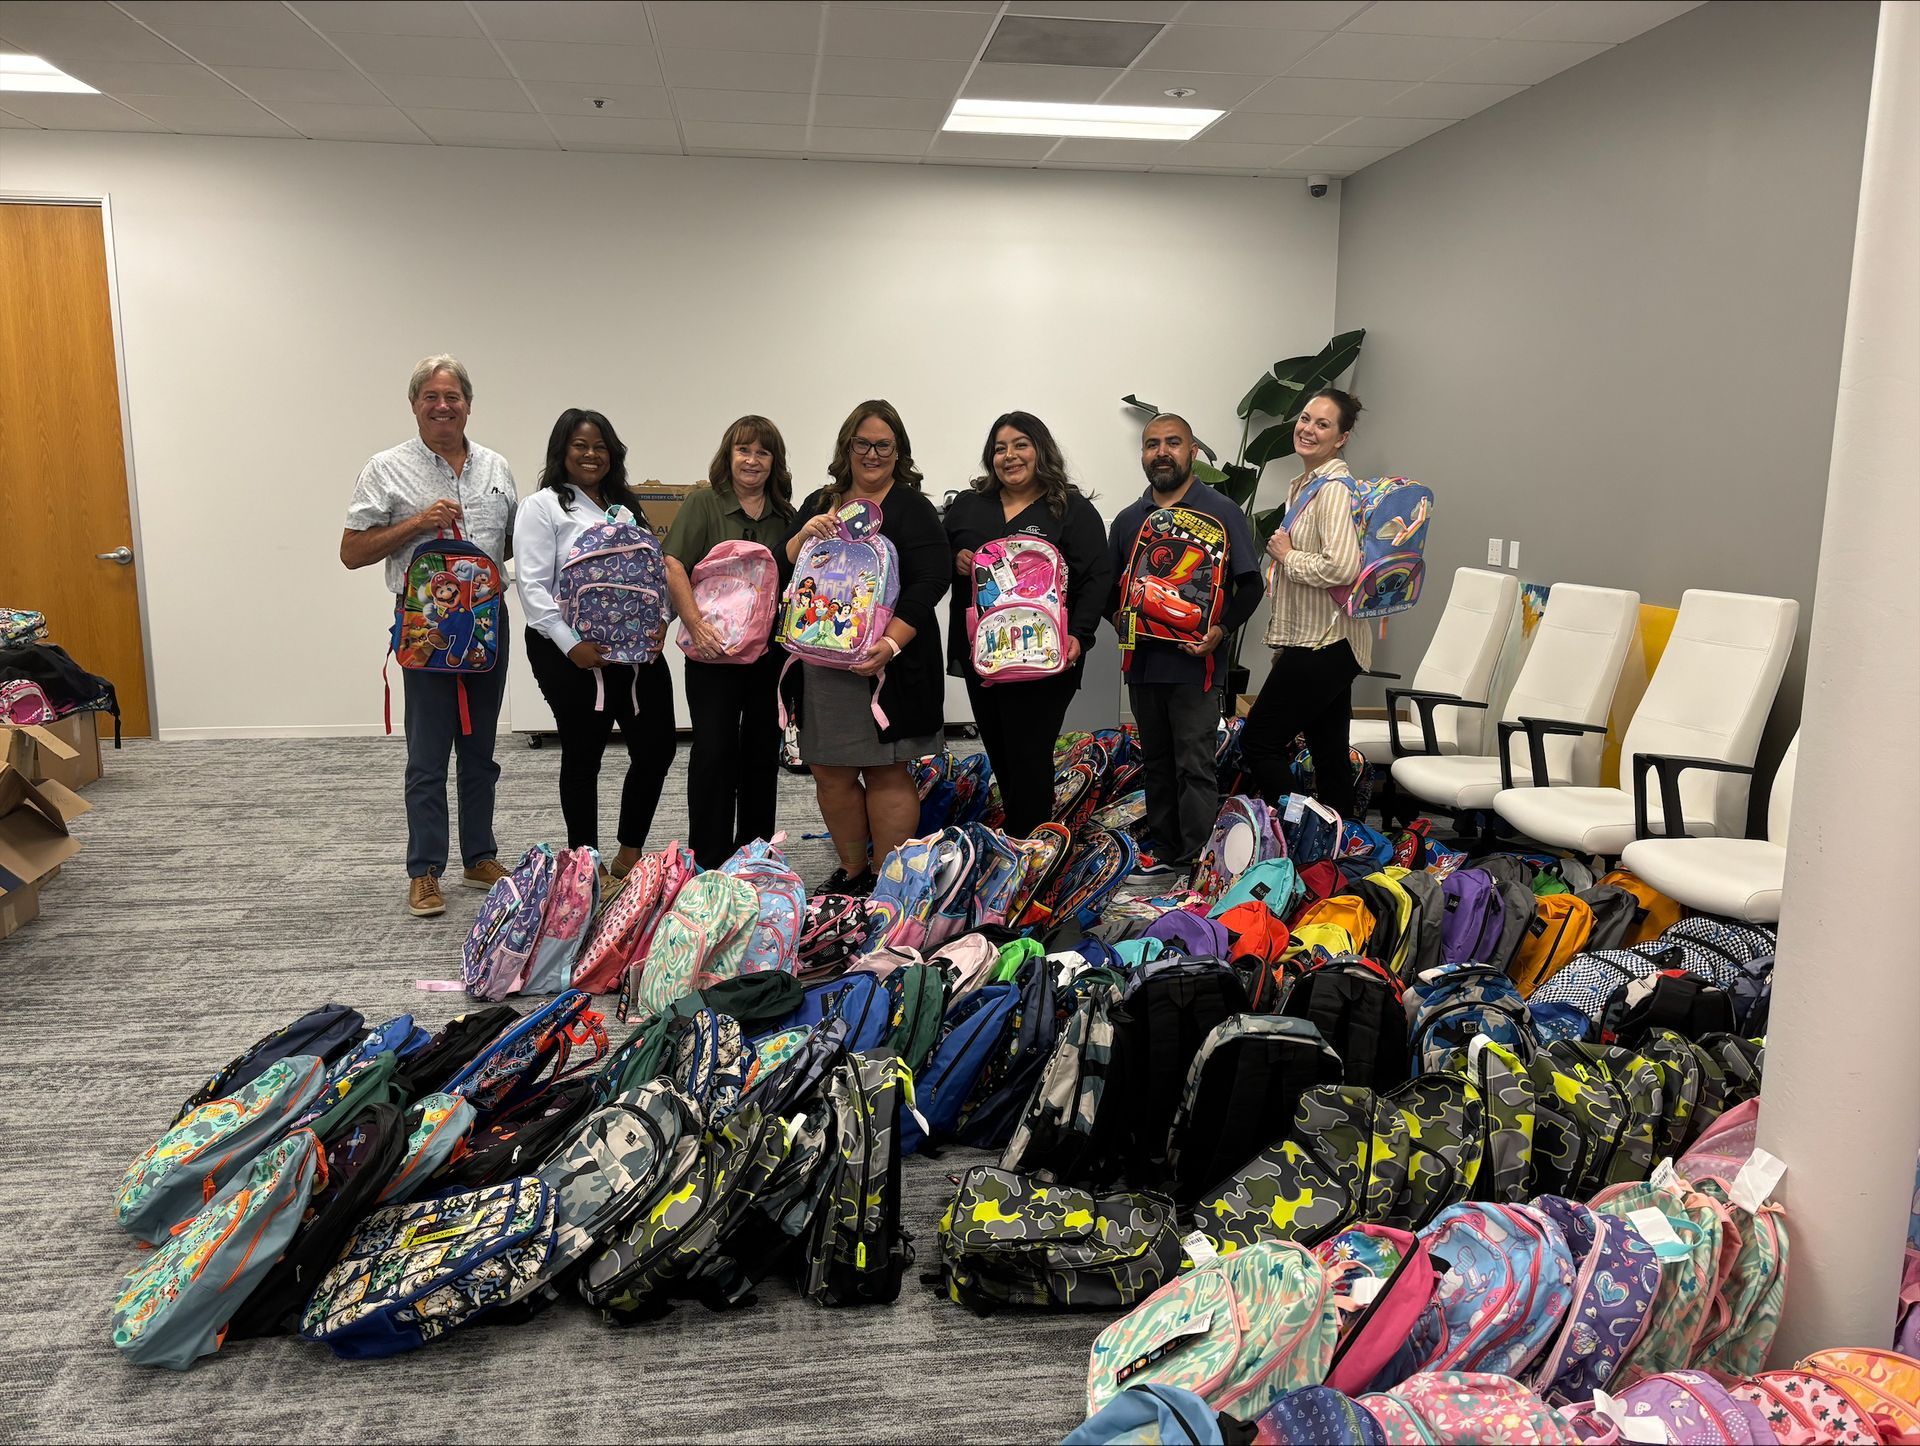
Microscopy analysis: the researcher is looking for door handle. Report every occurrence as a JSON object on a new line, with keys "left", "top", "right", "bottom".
{"left": 96, "top": 546, "right": 134, "bottom": 565}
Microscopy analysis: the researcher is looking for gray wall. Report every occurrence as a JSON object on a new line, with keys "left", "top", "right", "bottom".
{"left": 1332, "top": 0, "right": 1877, "bottom": 826}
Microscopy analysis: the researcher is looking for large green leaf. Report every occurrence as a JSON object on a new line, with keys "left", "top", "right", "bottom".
{"left": 1120, "top": 393, "right": 1160, "bottom": 416}
{"left": 1316, "top": 327, "right": 1366, "bottom": 386}
{"left": 1235, "top": 373, "right": 1287, "bottom": 420}
{"left": 1192, "top": 457, "right": 1229, "bottom": 486}
{"left": 1216, "top": 461, "right": 1261, "bottom": 509}
{"left": 1245, "top": 421, "right": 1299, "bottom": 469}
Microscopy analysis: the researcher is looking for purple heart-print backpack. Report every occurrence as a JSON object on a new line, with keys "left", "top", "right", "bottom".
{"left": 557, "top": 518, "right": 671, "bottom": 667}
{"left": 1528, "top": 1195, "right": 1661, "bottom": 1404}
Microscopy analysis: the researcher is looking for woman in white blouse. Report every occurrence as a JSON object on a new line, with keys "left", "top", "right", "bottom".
{"left": 514, "top": 408, "right": 675, "bottom": 879}
{"left": 1239, "top": 388, "right": 1373, "bottom": 819}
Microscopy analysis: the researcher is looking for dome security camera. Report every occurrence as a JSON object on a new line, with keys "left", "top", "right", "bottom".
{"left": 1307, "top": 174, "right": 1331, "bottom": 198}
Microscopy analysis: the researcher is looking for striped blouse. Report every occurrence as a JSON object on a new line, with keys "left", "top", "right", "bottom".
{"left": 1261, "top": 457, "right": 1374, "bottom": 669}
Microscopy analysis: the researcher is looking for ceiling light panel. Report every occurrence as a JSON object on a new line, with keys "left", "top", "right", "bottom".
{"left": 0, "top": 53, "right": 98, "bottom": 93}
{"left": 945, "top": 98, "right": 1222, "bottom": 141}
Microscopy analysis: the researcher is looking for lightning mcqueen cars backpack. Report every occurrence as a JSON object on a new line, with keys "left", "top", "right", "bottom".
{"left": 1118, "top": 507, "right": 1228, "bottom": 685}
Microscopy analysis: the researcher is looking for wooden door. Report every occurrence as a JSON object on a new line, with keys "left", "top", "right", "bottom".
{"left": 0, "top": 201, "right": 150, "bottom": 736}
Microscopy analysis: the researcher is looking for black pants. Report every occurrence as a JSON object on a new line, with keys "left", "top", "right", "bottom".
{"left": 966, "top": 667, "right": 1079, "bottom": 838}
{"left": 524, "top": 628, "right": 676, "bottom": 853}
{"left": 1127, "top": 677, "right": 1225, "bottom": 863}
{"left": 684, "top": 649, "right": 784, "bottom": 869}
{"left": 1240, "top": 640, "right": 1363, "bottom": 819}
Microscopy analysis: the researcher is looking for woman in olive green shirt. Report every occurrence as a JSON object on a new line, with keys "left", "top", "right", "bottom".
{"left": 663, "top": 415, "right": 797, "bottom": 868}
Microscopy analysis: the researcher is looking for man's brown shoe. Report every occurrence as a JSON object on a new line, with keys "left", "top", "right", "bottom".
{"left": 408, "top": 873, "right": 446, "bottom": 917}
{"left": 462, "top": 858, "right": 510, "bottom": 890}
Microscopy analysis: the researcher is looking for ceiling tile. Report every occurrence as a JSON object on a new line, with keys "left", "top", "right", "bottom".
{"left": 545, "top": 113, "right": 680, "bottom": 147}
{"left": 813, "top": 92, "right": 945, "bottom": 128}
{"left": 58, "top": 59, "right": 236, "bottom": 97}
{"left": 1378, "top": 79, "right": 1525, "bottom": 116}
{"left": 0, "top": 106, "right": 41, "bottom": 125}
{"left": 0, "top": 90, "right": 165, "bottom": 128}
{"left": 1179, "top": 1, "right": 1369, "bottom": 24}
{"left": 647, "top": 1, "right": 823, "bottom": 56}
{"left": 1037, "top": 159, "right": 1141, "bottom": 171}
{"left": 816, "top": 54, "right": 968, "bottom": 99}
{"left": 1139, "top": 24, "right": 1328, "bottom": 74}
{"left": 0, "top": 1, "right": 209, "bottom": 62}
{"left": 496, "top": 40, "right": 662, "bottom": 85}
{"left": 469, "top": 1, "right": 653, "bottom": 46}
{"left": 290, "top": 2, "right": 482, "bottom": 38}
{"left": 1005, "top": 0, "right": 1183, "bottom": 19}
{"left": 560, "top": 141, "right": 683, "bottom": 153}
{"left": 1507, "top": 1, "right": 1700, "bottom": 44}
{"left": 151, "top": 24, "right": 350, "bottom": 68}
{"left": 1173, "top": 138, "right": 1313, "bottom": 168}
{"left": 660, "top": 47, "right": 816, "bottom": 92}
{"left": 121, "top": 2, "right": 309, "bottom": 33}
{"left": 121, "top": 93, "right": 299, "bottom": 134}
{"left": 923, "top": 154, "right": 1039, "bottom": 168}
{"left": 1285, "top": 31, "right": 1489, "bottom": 81}
{"left": 273, "top": 100, "right": 426, "bottom": 138}
{"left": 962, "top": 62, "right": 1122, "bottom": 103}
{"left": 1048, "top": 136, "right": 1189, "bottom": 164}
{"left": 670, "top": 86, "right": 809, "bottom": 124}
{"left": 1151, "top": 163, "right": 1264, "bottom": 175}
{"left": 1196, "top": 110, "right": 1352, "bottom": 145}
{"left": 332, "top": 32, "right": 509, "bottom": 78}
{"left": 1430, "top": 37, "right": 1609, "bottom": 84}
{"left": 827, "top": 0, "right": 998, "bottom": 10}
{"left": 980, "top": 15, "right": 1161, "bottom": 67}
{"left": 1236, "top": 76, "right": 1412, "bottom": 113}
{"left": 1316, "top": 113, "right": 1455, "bottom": 146}
{"left": 822, "top": 6, "right": 994, "bottom": 61}
{"left": 374, "top": 74, "right": 532, "bottom": 110}
{"left": 1099, "top": 68, "right": 1266, "bottom": 107}
{"left": 1279, "top": 142, "right": 1401, "bottom": 174}
{"left": 807, "top": 150, "right": 921, "bottom": 164}
{"left": 925, "top": 131, "right": 1056, "bottom": 159}
{"left": 1343, "top": 1, "right": 1554, "bottom": 38}
{"left": 681, "top": 119, "right": 810, "bottom": 151}
{"left": 403, "top": 106, "right": 555, "bottom": 144}
{"left": 805, "top": 124, "right": 932, "bottom": 154}
{"left": 214, "top": 65, "right": 388, "bottom": 105}
{"left": 525, "top": 79, "right": 673, "bottom": 117}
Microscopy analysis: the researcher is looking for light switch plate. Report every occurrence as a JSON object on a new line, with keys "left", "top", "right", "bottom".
{"left": 1508, "top": 539, "right": 1520, "bottom": 569}
{"left": 1487, "top": 537, "right": 1504, "bottom": 566}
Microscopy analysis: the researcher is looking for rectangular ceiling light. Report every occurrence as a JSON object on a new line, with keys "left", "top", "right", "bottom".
{"left": 945, "top": 98, "right": 1221, "bottom": 142}
{"left": 0, "top": 53, "right": 97, "bottom": 93}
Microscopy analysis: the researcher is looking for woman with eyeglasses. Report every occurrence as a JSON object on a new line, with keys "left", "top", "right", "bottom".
{"left": 515, "top": 407, "right": 676, "bottom": 883}
{"left": 784, "top": 399, "right": 952, "bottom": 894}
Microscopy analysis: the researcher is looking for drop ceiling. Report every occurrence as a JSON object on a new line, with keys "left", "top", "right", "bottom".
{"left": 0, "top": 0, "right": 1702, "bottom": 178}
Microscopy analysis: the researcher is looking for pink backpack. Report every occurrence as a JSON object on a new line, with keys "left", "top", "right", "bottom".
{"left": 1362, "top": 1373, "right": 1578, "bottom": 1444}
{"left": 676, "top": 540, "right": 779, "bottom": 664}
{"left": 777, "top": 498, "right": 901, "bottom": 726}
{"left": 968, "top": 534, "right": 1070, "bottom": 684}
{"left": 0, "top": 679, "right": 53, "bottom": 724}
{"left": 1314, "top": 1224, "right": 1439, "bottom": 1395}
{"left": 1729, "top": 1372, "right": 1880, "bottom": 1445}
{"left": 522, "top": 845, "right": 601, "bottom": 994}
{"left": 1565, "top": 1369, "right": 1779, "bottom": 1444}
{"left": 571, "top": 841, "right": 695, "bottom": 998}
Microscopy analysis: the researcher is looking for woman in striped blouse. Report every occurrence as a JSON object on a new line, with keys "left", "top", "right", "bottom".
{"left": 1238, "top": 387, "right": 1374, "bottom": 820}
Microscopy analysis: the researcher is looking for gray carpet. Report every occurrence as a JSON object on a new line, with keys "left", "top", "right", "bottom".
{"left": 0, "top": 737, "right": 1107, "bottom": 1443}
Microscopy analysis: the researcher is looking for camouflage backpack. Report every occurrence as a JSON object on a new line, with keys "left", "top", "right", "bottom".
{"left": 936, "top": 1165, "right": 1182, "bottom": 1312}
{"left": 691, "top": 1096, "right": 836, "bottom": 1308}
{"left": 999, "top": 977, "right": 1122, "bottom": 1185}
{"left": 802, "top": 1053, "right": 914, "bottom": 1305}
{"left": 1536, "top": 1040, "right": 1665, "bottom": 1190}
{"left": 1379, "top": 1071, "right": 1486, "bottom": 1229}
{"left": 1440, "top": 1037, "right": 1536, "bottom": 1204}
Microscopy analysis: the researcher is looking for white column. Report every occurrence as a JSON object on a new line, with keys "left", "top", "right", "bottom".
{"left": 1758, "top": 0, "right": 1920, "bottom": 1362}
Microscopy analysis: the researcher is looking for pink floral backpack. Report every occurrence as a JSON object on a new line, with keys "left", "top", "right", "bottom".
{"left": 572, "top": 841, "right": 695, "bottom": 999}
{"left": 0, "top": 679, "right": 53, "bottom": 724}
{"left": 1729, "top": 1371, "right": 1880, "bottom": 1445}
{"left": 1565, "top": 1369, "right": 1779, "bottom": 1444}
{"left": 1361, "top": 1373, "right": 1577, "bottom": 1445}
{"left": 521, "top": 845, "right": 601, "bottom": 995}
{"left": 676, "top": 540, "right": 779, "bottom": 664}
{"left": 968, "top": 533, "right": 1069, "bottom": 684}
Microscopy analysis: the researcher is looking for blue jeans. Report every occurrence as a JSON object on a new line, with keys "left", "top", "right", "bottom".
{"left": 402, "top": 623, "right": 509, "bottom": 878}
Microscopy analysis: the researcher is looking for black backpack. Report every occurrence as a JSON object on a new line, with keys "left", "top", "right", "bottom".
{"left": 956, "top": 956, "right": 1060, "bottom": 1150}
{"left": 0, "top": 643, "right": 121, "bottom": 742}
{"left": 1606, "top": 969, "right": 1737, "bottom": 1046}
{"left": 393, "top": 1004, "right": 519, "bottom": 1098}
{"left": 226, "top": 1102, "right": 408, "bottom": 1339}
{"left": 1282, "top": 956, "right": 1412, "bottom": 1091}
{"left": 1103, "top": 958, "right": 1249, "bottom": 1188}
{"left": 171, "top": 1004, "right": 365, "bottom": 1125}
{"left": 1578, "top": 883, "right": 1641, "bottom": 951}
{"left": 431, "top": 1074, "right": 599, "bottom": 1192}
{"left": 1165, "top": 1015, "right": 1344, "bottom": 1205}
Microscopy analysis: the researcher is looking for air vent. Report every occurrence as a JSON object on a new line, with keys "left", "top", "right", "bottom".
{"left": 979, "top": 16, "right": 1164, "bottom": 69}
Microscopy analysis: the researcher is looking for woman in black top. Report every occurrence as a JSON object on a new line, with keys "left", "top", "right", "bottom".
{"left": 784, "top": 399, "right": 952, "bottom": 893}
{"left": 945, "top": 411, "right": 1113, "bottom": 836}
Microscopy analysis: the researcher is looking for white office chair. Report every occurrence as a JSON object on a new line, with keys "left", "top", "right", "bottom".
{"left": 1391, "top": 583, "right": 1641, "bottom": 815}
{"left": 1621, "top": 733, "right": 1799, "bottom": 923}
{"left": 1494, "top": 590, "right": 1799, "bottom": 858}
{"left": 1352, "top": 567, "right": 1517, "bottom": 765}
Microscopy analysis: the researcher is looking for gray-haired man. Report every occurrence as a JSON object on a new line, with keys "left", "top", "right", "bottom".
{"left": 342, "top": 354, "right": 518, "bottom": 918}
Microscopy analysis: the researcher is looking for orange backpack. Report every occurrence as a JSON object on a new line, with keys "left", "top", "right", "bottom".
{"left": 1509, "top": 893, "right": 1596, "bottom": 996}
{"left": 1599, "top": 868, "right": 1685, "bottom": 945}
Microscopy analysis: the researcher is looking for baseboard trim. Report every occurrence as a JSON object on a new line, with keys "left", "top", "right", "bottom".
{"left": 158, "top": 724, "right": 399, "bottom": 740}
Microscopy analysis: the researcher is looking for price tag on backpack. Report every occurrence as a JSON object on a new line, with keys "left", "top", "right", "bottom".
{"left": 1650, "top": 1156, "right": 1679, "bottom": 1192}
{"left": 1730, "top": 1147, "right": 1787, "bottom": 1214}
{"left": 1627, "top": 1207, "right": 1693, "bottom": 1263}
{"left": 1284, "top": 795, "right": 1306, "bottom": 824}
{"left": 1466, "top": 1034, "right": 1492, "bottom": 1073}
{"left": 1594, "top": 1389, "right": 1671, "bottom": 1443}
{"left": 1349, "top": 1275, "right": 1384, "bottom": 1307}
{"left": 1182, "top": 1231, "right": 1220, "bottom": 1268}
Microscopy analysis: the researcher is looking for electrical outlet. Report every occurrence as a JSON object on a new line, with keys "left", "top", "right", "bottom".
{"left": 1508, "top": 539, "right": 1520, "bottom": 569}
{"left": 1487, "top": 537, "right": 1504, "bottom": 566}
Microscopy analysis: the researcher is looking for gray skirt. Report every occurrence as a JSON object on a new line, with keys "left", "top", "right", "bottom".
{"left": 798, "top": 662, "right": 939, "bottom": 768}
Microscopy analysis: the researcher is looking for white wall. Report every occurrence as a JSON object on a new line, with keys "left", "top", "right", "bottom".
{"left": 0, "top": 133, "right": 1339, "bottom": 737}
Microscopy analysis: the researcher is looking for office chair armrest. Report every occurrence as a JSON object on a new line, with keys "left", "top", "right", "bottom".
{"left": 1364, "top": 668, "right": 1402, "bottom": 680}
{"left": 1632, "top": 752, "right": 1756, "bottom": 841}
{"left": 1498, "top": 716, "right": 1609, "bottom": 791}
{"left": 1385, "top": 688, "right": 1488, "bottom": 758}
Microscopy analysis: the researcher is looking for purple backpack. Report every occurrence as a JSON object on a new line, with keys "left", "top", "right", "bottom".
{"left": 1528, "top": 1196, "right": 1660, "bottom": 1404}
{"left": 1142, "top": 909, "right": 1230, "bottom": 959}
{"left": 1441, "top": 869, "right": 1504, "bottom": 964}
{"left": 557, "top": 517, "right": 671, "bottom": 676}
{"left": 675, "top": 539, "right": 780, "bottom": 664}
{"left": 1567, "top": 1369, "right": 1780, "bottom": 1444}
{"left": 461, "top": 843, "right": 558, "bottom": 1000}
{"left": 1407, "top": 1203, "right": 1577, "bottom": 1379}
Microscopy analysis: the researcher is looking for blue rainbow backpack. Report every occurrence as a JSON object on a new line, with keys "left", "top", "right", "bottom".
{"left": 1280, "top": 475, "right": 1433, "bottom": 621}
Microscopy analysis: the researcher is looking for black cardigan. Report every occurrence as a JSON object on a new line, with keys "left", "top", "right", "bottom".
{"left": 784, "top": 484, "right": 953, "bottom": 743}
{"left": 941, "top": 488, "right": 1113, "bottom": 678}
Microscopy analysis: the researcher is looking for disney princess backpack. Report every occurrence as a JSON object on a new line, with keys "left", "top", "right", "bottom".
{"left": 778, "top": 498, "right": 901, "bottom": 723}
{"left": 968, "top": 532, "right": 1069, "bottom": 685}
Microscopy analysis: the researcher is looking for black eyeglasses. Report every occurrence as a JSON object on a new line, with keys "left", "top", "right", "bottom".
{"left": 850, "top": 439, "right": 896, "bottom": 458}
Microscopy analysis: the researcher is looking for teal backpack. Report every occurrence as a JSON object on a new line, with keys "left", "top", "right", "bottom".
{"left": 1207, "top": 857, "right": 1303, "bottom": 921}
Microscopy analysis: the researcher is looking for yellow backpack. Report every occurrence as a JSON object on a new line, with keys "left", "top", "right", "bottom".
{"left": 1599, "top": 867, "right": 1684, "bottom": 945}
{"left": 1508, "top": 893, "right": 1595, "bottom": 996}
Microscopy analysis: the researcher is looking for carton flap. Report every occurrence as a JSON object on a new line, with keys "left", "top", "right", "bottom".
{"left": 33, "top": 777, "right": 90, "bottom": 824}
{"left": 18, "top": 724, "right": 79, "bottom": 761}
{"left": 0, "top": 763, "right": 83, "bottom": 894}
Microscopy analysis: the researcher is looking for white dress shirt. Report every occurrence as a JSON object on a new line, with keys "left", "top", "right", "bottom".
{"left": 344, "top": 435, "right": 517, "bottom": 595}
{"left": 514, "top": 484, "right": 639, "bottom": 651}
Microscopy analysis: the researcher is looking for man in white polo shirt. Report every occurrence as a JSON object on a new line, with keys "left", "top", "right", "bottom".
{"left": 341, "top": 354, "right": 518, "bottom": 918}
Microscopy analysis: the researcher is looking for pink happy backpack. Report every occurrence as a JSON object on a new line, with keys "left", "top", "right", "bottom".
{"left": 968, "top": 533, "right": 1069, "bottom": 684}
{"left": 676, "top": 540, "right": 779, "bottom": 664}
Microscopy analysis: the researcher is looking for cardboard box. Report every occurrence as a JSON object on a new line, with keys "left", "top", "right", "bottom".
{"left": 17, "top": 712, "right": 102, "bottom": 791}
{"left": 630, "top": 480, "right": 701, "bottom": 533}
{"left": 1236, "top": 693, "right": 1256, "bottom": 719}
{"left": 0, "top": 735, "right": 89, "bottom": 938}
{"left": 0, "top": 880, "right": 39, "bottom": 941}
